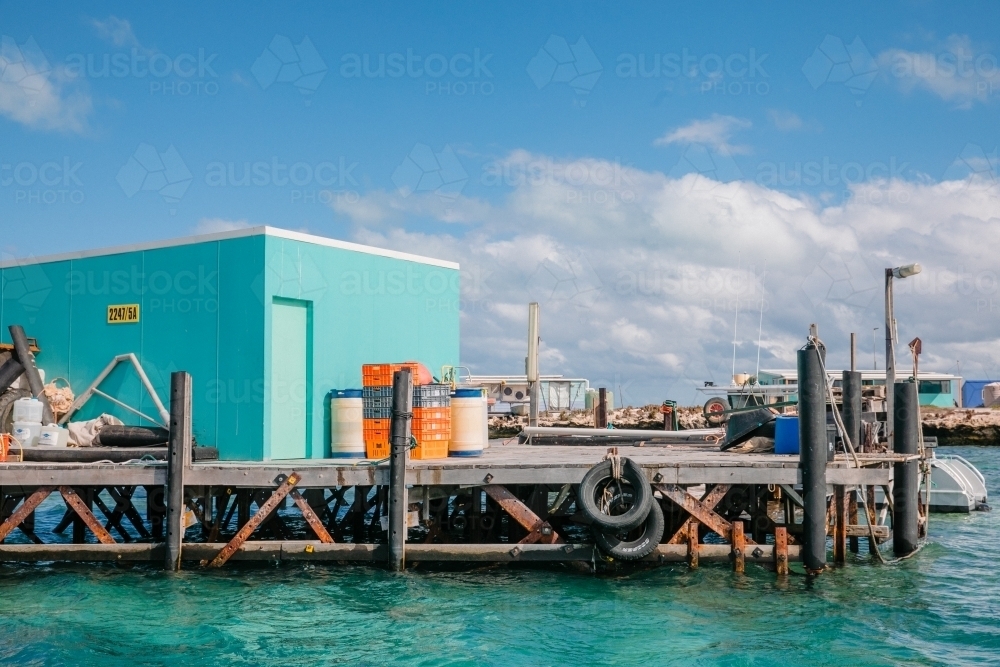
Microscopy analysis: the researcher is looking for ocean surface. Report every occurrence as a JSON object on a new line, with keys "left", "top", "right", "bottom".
{"left": 1, "top": 446, "right": 998, "bottom": 666}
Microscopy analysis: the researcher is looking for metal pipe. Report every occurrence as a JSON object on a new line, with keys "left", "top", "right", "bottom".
{"left": 527, "top": 303, "right": 540, "bottom": 427}
{"left": 850, "top": 332, "right": 856, "bottom": 372}
{"left": 893, "top": 380, "right": 920, "bottom": 556}
{"left": 388, "top": 368, "right": 412, "bottom": 572}
{"left": 885, "top": 269, "right": 895, "bottom": 450}
{"left": 165, "top": 371, "right": 192, "bottom": 572}
{"left": 520, "top": 426, "right": 724, "bottom": 440}
{"left": 8, "top": 325, "right": 55, "bottom": 424}
{"left": 798, "top": 338, "right": 827, "bottom": 572}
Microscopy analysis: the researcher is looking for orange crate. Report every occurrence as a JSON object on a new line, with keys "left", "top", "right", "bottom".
{"left": 413, "top": 406, "right": 450, "bottom": 421}
{"left": 363, "top": 418, "right": 390, "bottom": 458}
{"left": 362, "top": 363, "right": 422, "bottom": 387}
{"left": 411, "top": 434, "right": 449, "bottom": 460}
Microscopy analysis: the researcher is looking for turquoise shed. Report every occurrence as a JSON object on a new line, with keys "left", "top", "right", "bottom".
{"left": 0, "top": 227, "right": 461, "bottom": 460}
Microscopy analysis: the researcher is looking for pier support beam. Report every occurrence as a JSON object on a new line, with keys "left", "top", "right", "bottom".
{"left": 798, "top": 337, "right": 827, "bottom": 573}
{"left": 388, "top": 368, "right": 413, "bottom": 572}
{"left": 893, "top": 380, "right": 920, "bottom": 556}
{"left": 165, "top": 371, "right": 192, "bottom": 572}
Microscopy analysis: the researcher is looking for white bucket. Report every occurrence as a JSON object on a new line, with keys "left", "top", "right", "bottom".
{"left": 330, "top": 392, "right": 365, "bottom": 458}
{"left": 13, "top": 397, "right": 44, "bottom": 423}
{"left": 450, "top": 389, "right": 486, "bottom": 457}
{"left": 38, "top": 424, "right": 68, "bottom": 447}
{"left": 12, "top": 421, "right": 42, "bottom": 447}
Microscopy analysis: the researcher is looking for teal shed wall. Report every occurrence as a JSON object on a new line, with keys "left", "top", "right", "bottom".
{"left": 0, "top": 229, "right": 460, "bottom": 461}
{"left": 261, "top": 235, "right": 460, "bottom": 459}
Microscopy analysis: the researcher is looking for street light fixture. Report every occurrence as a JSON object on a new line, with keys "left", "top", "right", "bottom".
{"left": 885, "top": 263, "right": 922, "bottom": 448}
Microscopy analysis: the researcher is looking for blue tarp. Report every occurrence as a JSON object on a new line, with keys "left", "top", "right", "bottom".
{"left": 962, "top": 380, "right": 993, "bottom": 408}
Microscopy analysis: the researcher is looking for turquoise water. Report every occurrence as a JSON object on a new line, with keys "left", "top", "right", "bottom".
{"left": 2, "top": 447, "right": 998, "bottom": 666}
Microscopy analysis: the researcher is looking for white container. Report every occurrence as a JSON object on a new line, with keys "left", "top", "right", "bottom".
{"left": 12, "top": 397, "right": 44, "bottom": 424}
{"left": 38, "top": 424, "right": 68, "bottom": 447}
{"left": 450, "top": 389, "right": 486, "bottom": 457}
{"left": 330, "top": 392, "right": 365, "bottom": 458}
{"left": 984, "top": 382, "right": 1000, "bottom": 408}
{"left": 12, "top": 421, "right": 42, "bottom": 448}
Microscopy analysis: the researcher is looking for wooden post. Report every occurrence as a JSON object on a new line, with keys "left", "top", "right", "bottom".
{"left": 165, "top": 371, "right": 192, "bottom": 572}
{"left": 834, "top": 485, "right": 847, "bottom": 565}
{"left": 731, "top": 520, "right": 745, "bottom": 573}
{"left": 687, "top": 520, "right": 699, "bottom": 568}
{"left": 774, "top": 526, "right": 789, "bottom": 576}
{"left": 388, "top": 368, "right": 413, "bottom": 572}
{"left": 595, "top": 388, "right": 607, "bottom": 429}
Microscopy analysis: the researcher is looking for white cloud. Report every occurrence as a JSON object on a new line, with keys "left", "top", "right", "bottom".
{"left": 878, "top": 35, "right": 1000, "bottom": 108}
{"left": 654, "top": 114, "right": 752, "bottom": 154}
{"left": 335, "top": 150, "right": 1000, "bottom": 406}
{"left": 0, "top": 35, "right": 92, "bottom": 133}
{"left": 767, "top": 109, "right": 804, "bottom": 131}
{"left": 90, "top": 16, "right": 141, "bottom": 49}
{"left": 194, "top": 218, "right": 253, "bottom": 234}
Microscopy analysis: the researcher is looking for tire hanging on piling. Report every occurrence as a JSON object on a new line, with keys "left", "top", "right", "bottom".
{"left": 577, "top": 457, "right": 653, "bottom": 532}
{"left": 593, "top": 500, "right": 664, "bottom": 561}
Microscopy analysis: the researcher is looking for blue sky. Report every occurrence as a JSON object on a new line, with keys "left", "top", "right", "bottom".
{"left": 2, "top": 1, "right": 999, "bottom": 405}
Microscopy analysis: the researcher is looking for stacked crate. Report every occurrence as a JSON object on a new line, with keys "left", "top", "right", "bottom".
{"left": 411, "top": 384, "right": 451, "bottom": 460}
{"left": 361, "top": 363, "right": 422, "bottom": 459}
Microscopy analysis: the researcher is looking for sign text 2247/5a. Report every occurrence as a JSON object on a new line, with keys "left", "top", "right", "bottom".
{"left": 107, "top": 304, "right": 140, "bottom": 324}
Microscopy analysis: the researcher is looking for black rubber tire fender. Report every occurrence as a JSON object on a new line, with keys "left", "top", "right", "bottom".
{"left": 594, "top": 500, "right": 665, "bottom": 561}
{"left": 577, "top": 458, "right": 653, "bottom": 532}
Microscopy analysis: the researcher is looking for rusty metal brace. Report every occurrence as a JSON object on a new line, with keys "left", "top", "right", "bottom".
{"left": 0, "top": 487, "right": 54, "bottom": 542}
{"left": 59, "top": 486, "right": 116, "bottom": 544}
{"left": 658, "top": 483, "right": 756, "bottom": 545}
{"left": 483, "top": 485, "right": 563, "bottom": 545}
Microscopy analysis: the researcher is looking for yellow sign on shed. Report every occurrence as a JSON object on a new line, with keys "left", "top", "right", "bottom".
{"left": 107, "top": 304, "right": 140, "bottom": 324}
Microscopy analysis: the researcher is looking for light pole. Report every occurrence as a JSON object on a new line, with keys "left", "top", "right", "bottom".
{"left": 872, "top": 327, "right": 879, "bottom": 370}
{"left": 885, "top": 263, "right": 921, "bottom": 449}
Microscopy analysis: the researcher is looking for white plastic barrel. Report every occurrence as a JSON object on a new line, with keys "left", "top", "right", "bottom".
{"left": 12, "top": 421, "right": 41, "bottom": 447}
{"left": 13, "top": 397, "right": 43, "bottom": 423}
{"left": 450, "top": 389, "right": 486, "bottom": 457}
{"left": 330, "top": 389, "right": 365, "bottom": 458}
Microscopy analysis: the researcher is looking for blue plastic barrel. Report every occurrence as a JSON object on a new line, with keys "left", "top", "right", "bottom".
{"left": 774, "top": 415, "right": 800, "bottom": 455}
{"left": 328, "top": 389, "right": 363, "bottom": 399}
{"left": 451, "top": 388, "right": 483, "bottom": 398}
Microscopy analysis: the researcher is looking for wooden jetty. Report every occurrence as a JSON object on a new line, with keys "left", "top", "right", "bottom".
{"left": 0, "top": 370, "right": 920, "bottom": 574}
{"left": 0, "top": 436, "right": 907, "bottom": 573}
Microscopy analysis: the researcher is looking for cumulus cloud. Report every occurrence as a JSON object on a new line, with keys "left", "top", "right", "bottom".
{"left": 768, "top": 109, "right": 804, "bottom": 131}
{"left": 654, "top": 114, "right": 752, "bottom": 154}
{"left": 878, "top": 35, "right": 1000, "bottom": 108}
{"left": 0, "top": 35, "right": 92, "bottom": 132}
{"left": 334, "top": 150, "right": 1000, "bottom": 406}
{"left": 89, "top": 16, "right": 142, "bottom": 49}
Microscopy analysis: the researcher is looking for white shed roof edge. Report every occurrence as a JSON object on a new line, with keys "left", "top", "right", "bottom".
{"left": 0, "top": 226, "right": 460, "bottom": 270}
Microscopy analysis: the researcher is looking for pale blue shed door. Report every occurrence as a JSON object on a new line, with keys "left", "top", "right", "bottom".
{"left": 269, "top": 298, "right": 311, "bottom": 459}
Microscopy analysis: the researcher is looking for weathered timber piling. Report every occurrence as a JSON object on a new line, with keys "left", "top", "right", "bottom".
{"left": 798, "top": 337, "right": 827, "bottom": 572}
{"left": 893, "top": 380, "right": 920, "bottom": 556}
{"left": 388, "top": 368, "right": 413, "bottom": 572}
{"left": 596, "top": 388, "right": 608, "bottom": 429}
{"left": 165, "top": 371, "right": 192, "bottom": 571}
